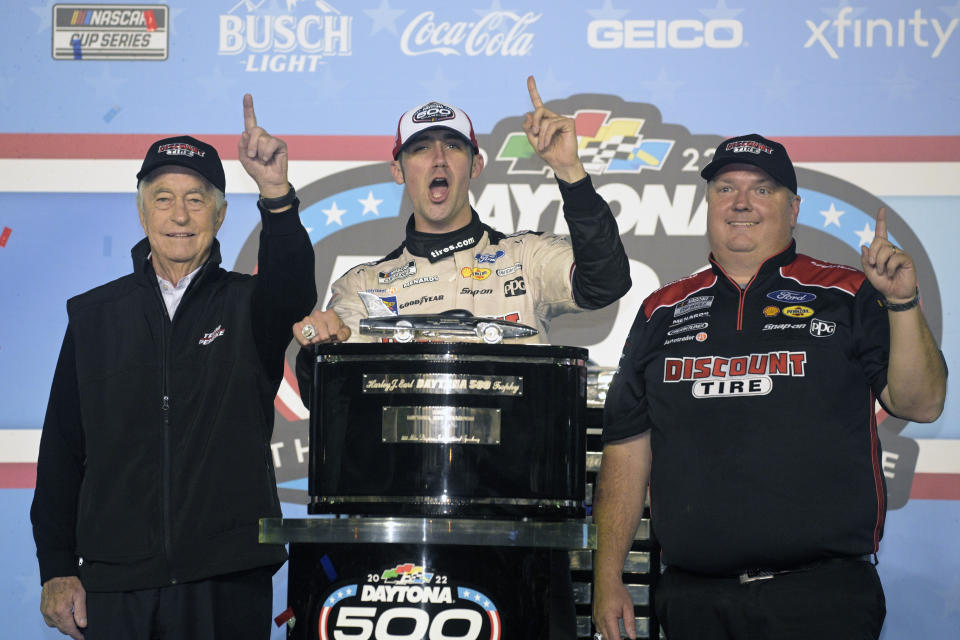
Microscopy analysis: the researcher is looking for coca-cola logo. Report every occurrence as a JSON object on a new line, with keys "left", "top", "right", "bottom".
{"left": 400, "top": 11, "right": 540, "bottom": 57}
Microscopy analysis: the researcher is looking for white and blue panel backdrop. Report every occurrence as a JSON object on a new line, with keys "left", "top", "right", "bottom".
{"left": 1, "top": 1, "right": 958, "bottom": 638}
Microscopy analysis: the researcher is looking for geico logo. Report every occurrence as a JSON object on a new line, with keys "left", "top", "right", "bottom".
{"left": 587, "top": 19, "right": 743, "bottom": 49}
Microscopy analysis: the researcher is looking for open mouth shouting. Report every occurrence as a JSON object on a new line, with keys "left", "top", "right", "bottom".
{"left": 429, "top": 177, "right": 449, "bottom": 203}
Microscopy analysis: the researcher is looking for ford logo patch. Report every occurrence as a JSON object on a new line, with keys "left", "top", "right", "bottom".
{"left": 766, "top": 290, "right": 817, "bottom": 303}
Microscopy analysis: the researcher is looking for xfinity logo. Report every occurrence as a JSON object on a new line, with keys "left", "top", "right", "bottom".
{"left": 805, "top": 8, "right": 957, "bottom": 59}
{"left": 588, "top": 18, "right": 743, "bottom": 50}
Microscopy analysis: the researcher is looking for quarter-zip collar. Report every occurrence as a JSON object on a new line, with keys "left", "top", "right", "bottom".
{"left": 132, "top": 236, "right": 223, "bottom": 286}
{"left": 709, "top": 240, "right": 797, "bottom": 331}
{"left": 403, "top": 210, "right": 485, "bottom": 263}
{"left": 709, "top": 239, "right": 797, "bottom": 290}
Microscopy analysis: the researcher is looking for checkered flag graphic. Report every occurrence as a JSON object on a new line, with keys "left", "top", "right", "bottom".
{"left": 579, "top": 136, "right": 641, "bottom": 172}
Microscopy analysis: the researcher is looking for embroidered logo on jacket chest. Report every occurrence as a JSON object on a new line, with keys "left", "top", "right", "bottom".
{"left": 199, "top": 324, "right": 226, "bottom": 346}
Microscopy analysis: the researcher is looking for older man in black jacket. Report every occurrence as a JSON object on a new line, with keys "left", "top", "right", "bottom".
{"left": 31, "top": 95, "right": 319, "bottom": 639}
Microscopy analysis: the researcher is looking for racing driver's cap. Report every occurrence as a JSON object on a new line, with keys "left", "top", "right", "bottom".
{"left": 136, "top": 135, "right": 226, "bottom": 193}
{"left": 392, "top": 101, "right": 480, "bottom": 159}
{"left": 700, "top": 133, "right": 797, "bottom": 195}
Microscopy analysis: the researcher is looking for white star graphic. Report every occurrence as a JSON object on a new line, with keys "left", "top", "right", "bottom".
{"left": 30, "top": 0, "right": 58, "bottom": 33}
{"left": 587, "top": 0, "right": 629, "bottom": 20}
{"left": 764, "top": 66, "right": 802, "bottom": 103}
{"left": 941, "top": 1, "right": 960, "bottom": 19}
{"left": 419, "top": 66, "right": 461, "bottom": 95}
{"left": 83, "top": 66, "right": 128, "bottom": 102}
{"left": 635, "top": 68, "right": 684, "bottom": 105}
{"left": 880, "top": 64, "right": 921, "bottom": 101}
{"left": 359, "top": 191, "right": 384, "bottom": 216}
{"left": 854, "top": 222, "right": 875, "bottom": 247}
{"left": 475, "top": 0, "right": 507, "bottom": 18}
{"left": 196, "top": 64, "right": 237, "bottom": 103}
{"left": 700, "top": 0, "right": 744, "bottom": 20}
{"left": 820, "top": 203, "right": 845, "bottom": 227}
{"left": 324, "top": 201, "right": 347, "bottom": 226}
{"left": 364, "top": 0, "right": 406, "bottom": 36}
{"left": 169, "top": 7, "right": 188, "bottom": 38}
{"left": 820, "top": 1, "right": 868, "bottom": 24}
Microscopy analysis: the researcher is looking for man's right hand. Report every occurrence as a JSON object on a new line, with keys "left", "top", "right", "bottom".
{"left": 593, "top": 577, "right": 637, "bottom": 640}
{"left": 41, "top": 576, "right": 87, "bottom": 640}
{"left": 292, "top": 309, "right": 351, "bottom": 346}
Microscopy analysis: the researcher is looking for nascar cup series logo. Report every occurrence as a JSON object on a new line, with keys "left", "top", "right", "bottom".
{"left": 52, "top": 4, "right": 169, "bottom": 60}
{"left": 218, "top": 0, "right": 352, "bottom": 72}
{"left": 234, "top": 94, "right": 942, "bottom": 512}
{"left": 317, "top": 563, "right": 500, "bottom": 640}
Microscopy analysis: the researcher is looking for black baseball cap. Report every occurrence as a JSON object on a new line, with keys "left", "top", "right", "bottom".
{"left": 136, "top": 135, "right": 226, "bottom": 193}
{"left": 700, "top": 134, "right": 797, "bottom": 194}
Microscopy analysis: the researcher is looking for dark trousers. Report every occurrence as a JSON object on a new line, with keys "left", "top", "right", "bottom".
{"left": 655, "top": 559, "right": 885, "bottom": 640}
{"left": 85, "top": 566, "right": 274, "bottom": 640}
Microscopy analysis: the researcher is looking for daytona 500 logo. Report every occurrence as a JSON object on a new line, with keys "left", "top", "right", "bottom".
{"left": 318, "top": 563, "right": 500, "bottom": 640}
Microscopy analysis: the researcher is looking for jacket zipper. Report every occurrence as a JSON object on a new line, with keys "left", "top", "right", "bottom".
{"left": 151, "top": 281, "right": 176, "bottom": 585}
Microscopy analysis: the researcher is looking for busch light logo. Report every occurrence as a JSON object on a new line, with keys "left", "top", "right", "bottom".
{"left": 218, "top": 0, "right": 352, "bottom": 72}
{"left": 766, "top": 290, "right": 817, "bottom": 303}
{"left": 810, "top": 318, "right": 837, "bottom": 337}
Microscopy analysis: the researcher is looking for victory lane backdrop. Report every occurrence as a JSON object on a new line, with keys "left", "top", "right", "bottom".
{"left": 1, "top": 1, "right": 959, "bottom": 638}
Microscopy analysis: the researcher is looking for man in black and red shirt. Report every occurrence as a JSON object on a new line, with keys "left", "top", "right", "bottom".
{"left": 592, "top": 134, "right": 946, "bottom": 640}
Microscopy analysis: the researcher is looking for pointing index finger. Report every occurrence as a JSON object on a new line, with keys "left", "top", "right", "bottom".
{"left": 243, "top": 93, "right": 258, "bottom": 132}
{"left": 874, "top": 206, "right": 887, "bottom": 242}
{"left": 526, "top": 75, "right": 543, "bottom": 109}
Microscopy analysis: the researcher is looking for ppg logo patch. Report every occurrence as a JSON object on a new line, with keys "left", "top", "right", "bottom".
{"left": 504, "top": 276, "right": 526, "bottom": 297}
{"left": 810, "top": 318, "right": 836, "bottom": 337}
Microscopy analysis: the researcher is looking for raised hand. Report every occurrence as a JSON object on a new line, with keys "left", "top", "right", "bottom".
{"left": 860, "top": 207, "right": 917, "bottom": 303}
{"left": 521, "top": 75, "right": 586, "bottom": 183}
{"left": 238, "top": 93, "right": 289, "bottom": 198}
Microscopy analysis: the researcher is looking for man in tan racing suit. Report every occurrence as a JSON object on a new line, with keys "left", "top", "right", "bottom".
{"left": 293, "top": 76, "right": 630, "bottom": 345}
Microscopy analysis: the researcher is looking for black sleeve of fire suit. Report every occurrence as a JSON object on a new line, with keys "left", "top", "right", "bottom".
{"left": 558, "top": 175, "right": 632, "bottom": 309}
